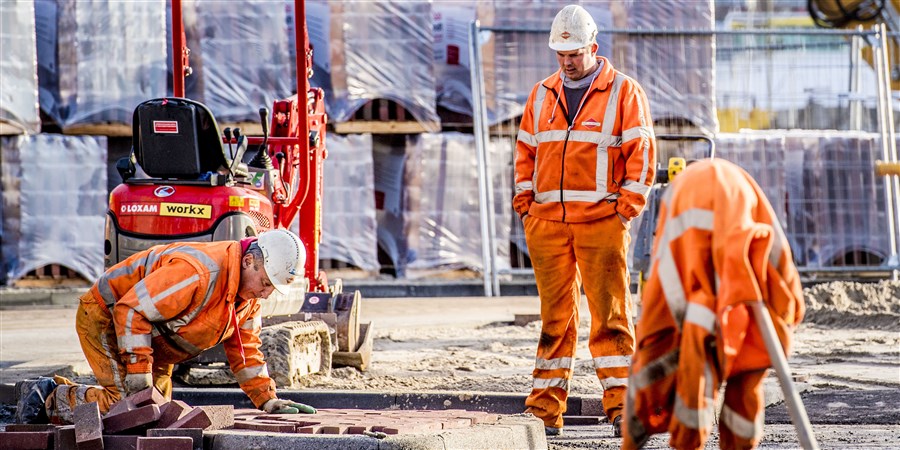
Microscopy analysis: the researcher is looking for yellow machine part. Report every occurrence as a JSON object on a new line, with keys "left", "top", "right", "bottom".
{"left": 876, "top": 160, "right": 900, "bottom": 176}
{"left": 668, "top": 157, "right": 686, "bottom": 181}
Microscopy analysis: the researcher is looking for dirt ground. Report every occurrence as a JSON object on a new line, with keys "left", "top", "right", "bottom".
{"left": 293, "top": 280, "right": 900, "bottom": 395}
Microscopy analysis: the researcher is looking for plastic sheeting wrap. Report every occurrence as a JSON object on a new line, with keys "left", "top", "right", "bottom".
{"left": 319, "top": 133, "right": 379, "bottom": 272}
{"left": 713, "top": 130, "right": 891, "bottom": 268}
{"left": 432, "top": 1, "right": 477, "bottom": 116}
{"left": 306, "top": 0, "right": 440, "bottom": 130}
{"left": 182, "top": 0, "right": 295, "bottom": 123}
{"left": 1, "top": 134, "right": 107, "bottom": 284}
{"left": 34, "top": 0, "right": 167, "bottom": 130}
{"left": 0, "top": 0, "right": 40, "bottom": 135}
{"left": 615, "top": 0, "right": 717, "bottom": 134}
{"left": 403, "top": 133, "right": 513, "bottom": 275}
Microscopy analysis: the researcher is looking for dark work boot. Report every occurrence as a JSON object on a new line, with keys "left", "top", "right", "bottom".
{"left": 612, "top": 415, "right": 623, "bottom": 437}
{"left": 14, "top": 377, "right": 57, "bottom": 424}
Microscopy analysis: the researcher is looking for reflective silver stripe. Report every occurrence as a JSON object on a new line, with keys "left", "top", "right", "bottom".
{"left": 98, "top": 257, "right": 147, "bottom": 305}
{"left": 593, "top": 355, "right": 632, "bottom": 369}
{"left": 164, "top": 247, "right": 221, "bottom": 332}
{"left": 684, "top": 303, "right": 716, "bottom": 334}
{"left": 53, "top": 385, "right": 75, "bottom": 423}
{"left": 534, "top": 85, "right": 547, "bottom": 133}
{"left": 535, "top": 190, "right": 617, "bottom": 204}
{"left": 621, "top": 181, "right": 651, "bottom": 196}
{"left": 535, "top": 129, "right": 621, "bottom": 146}
{"left": 75, "top": 386, "right": 91, "bottom": 404}
{"left": 654, "top": 208, "right": 715, "bottom": 324}
{"left": 133, "top": 282, "right": 165, "bottom": 322}
{"left": 533, "top": 377, "right": 569, "bottom": 390}
{"left": 234, "top": 364, "right": 270, "bottom": 383}
{"left": 632, "top": 80, "right": 653, "bottom": 185}
{"left": 631, "top": 350, "right": 679, "bottom": 390}
{"left": 124, "top": 308, "right": 137, "bottom": 348}
{"left": 242, "top": 315, "right": 262, "bottom": 330}
{"left": 721, "top": 404, "right": 763, "bottom": 440}
{"left": 622, "top": 125, "right": 652, "bottom": 144}
{"left": 118, "top": 334, "right": 151, "bottom": 351}
{"left": 517, "top": 129, "right": 537, "bottom": 147}
{"left": 673, "top": 363, "right": 716, "bottom": 430}
{"left": 600, "top": 377, "right": 628, "bottom": 390}
{"left": 771, "top": 219, "right": 788, "bottom": 270}
{"left": 534, "top": 356, "right": 573, "bottom": 370}
{"left": 601, "top": 74, "right": 623, "bottom": 135}
{"left": 515, "top": 181, "right": 533, "bottom": 195}
{"left": 99, "top": 327, "right": 124, "bottom": 394}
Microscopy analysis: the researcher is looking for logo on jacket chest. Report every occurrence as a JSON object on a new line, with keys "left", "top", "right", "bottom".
{"left": 581, "top": 118, "right": 601, "bottom": 129}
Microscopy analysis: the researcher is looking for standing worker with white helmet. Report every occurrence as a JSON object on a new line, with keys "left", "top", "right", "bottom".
{"left": 514, "top": 4, "right": 656, "bottom": 437}
{"left": 23, "top": 229, "right": 317, "bottom": 424}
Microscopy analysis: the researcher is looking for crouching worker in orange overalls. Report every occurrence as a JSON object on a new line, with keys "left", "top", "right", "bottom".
{"left": 20, "top": 229, "right": 316, "bottom": 424}
{"left": 622, "top": 159, "right": 805, "bottom": 449}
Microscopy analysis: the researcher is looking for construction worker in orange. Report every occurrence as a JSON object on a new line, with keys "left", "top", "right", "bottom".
{"left": 622, "top": 159, "right": 805, "bottom": 449}
{"left": 514, "top": 4, "right": 656, "bottom": 437}
{"left": 37, "top": 229, "right": 317, "bottom": 423}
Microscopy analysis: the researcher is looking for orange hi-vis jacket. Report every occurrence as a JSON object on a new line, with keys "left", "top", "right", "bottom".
{"left": 89, "top": 241, "right": 276, "bottom": 408}
{"left": 514, "top": 56, "right": 656, "bottom": 224}
{"left": 623, "top": 160, "right": 805, "bottom": 450}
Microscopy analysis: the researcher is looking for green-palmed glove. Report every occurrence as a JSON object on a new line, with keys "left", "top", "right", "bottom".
{"left": 262, "top": 398, "right": 317, "bottom": 414}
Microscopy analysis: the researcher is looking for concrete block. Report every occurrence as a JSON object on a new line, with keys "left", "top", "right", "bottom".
{"left": 146, "top": 428, "right": 203, "bottom": 450}
{"left": 102, "top": 404, "right": 160, "bottom": 434}
{"left": 167, "top": 408, "right": 211, "bottom": 430}
{"left": 579, "top": 396, "right": 604, "bottom": 417}
{"left": 0, "top": 431, "right": 52, "bottom": 450}
{"left": 156, "top": 401, "right": 190, "bottom": 428}
{"left": 197, "top": 406, "right": 233, "bottom": 430}
{"left": 260, "top": 320, "right": 332, "bottom": 387}
{"left": 103, "top": 435, "right": 139, "bottom": 450}
{"left": 136, "top": 437, "right": 192, "bottom": 450}
{"left": 55, "top": 425, "right": 75, "bottom": 450}
{"left": 74, "top": 402, "right": 103, "bottom": 450}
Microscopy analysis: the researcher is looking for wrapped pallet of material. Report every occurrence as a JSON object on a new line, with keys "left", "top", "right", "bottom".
{"left": 182, "top": 0, "right": 295, "bottom": 124}
{"left": 306, "top": 0, "right": 440, "bottom": 131}
{"left": 782, "top": 130, "right": 890, "bottom": 267}
{"left": 432, "top": 1, "right": 477, "bottom": 116}
{"left": 1, "top": 134, "right": 107, "bottom": 285}
{"left": 300, "top": 133, "right": 379, "bottom": 273}
{"left": 372, "top": 135, "right": 416, "bottom": 277}
{"left": 34, "top": 0, "right": 167, "bottom": 133}
{"left": 403, "top": 132, "right": 512, "bottom": 276}
{"left": 614, "top": 0, "right": 717, "bottom": 134}
{"left": 714, "top": 132, "right": 788, "bottom": 225}
{"left": 0, "top": 0, "right": 40, "bottom": 135}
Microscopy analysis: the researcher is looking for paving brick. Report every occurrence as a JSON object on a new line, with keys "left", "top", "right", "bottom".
{"left": 563, "top": 415, "right": 603, "bottom": 425}
{"left": 136, "top": 437, "right": 192, "bottom": 450}
{"left": 107, "top": 388, "right": 165, "bottom": 418}
{"left": 146, "top": 428, "right": 203, "bottom": 450}
{"left": 166, "top": 408, "right": 211, "bottom": 430}
{"left": 54, "top": 425, "right": 75, "bottom": 450}
{"left": 0, "top": 431, "right": 52, "bottom": 450}
{"left": 233, "top": 421, "right": 296, "bottom": 433}
{"left": 3, "top": 424, "right": 58, "bottom": 432}
{"left": 74, "top": 402, "right": 103, "bottom": 450}
{"left": 345, "top": 425, "right": 371, "bottom": 434}
{"left": 155, "top": 401, "right": 190, "bottom": 428}
{"left": 103, "top": 435, "right": 139, "bottom": 450}
{"left": 319, "top": 425, "right": 347, "bottom": 434}
{"left": 295, "top": 425, "right": 323, "bottom": 434}
{"left": 102, "top": 404, "right": 161, "bottom": 434}
{"left": 196, "top": 405, "right": 233, "bottom": 430}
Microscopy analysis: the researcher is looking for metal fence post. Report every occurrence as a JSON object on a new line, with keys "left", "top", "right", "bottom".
{"left": 873, "top": 25, "right": 900, "bottom": 280}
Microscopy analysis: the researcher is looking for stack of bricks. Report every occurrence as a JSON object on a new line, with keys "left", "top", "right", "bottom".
{"left": 0, "top": 387, "right": 232, "bottom": 450}
{"left": 1, "top": 389, "right": 501, "bottom": 449}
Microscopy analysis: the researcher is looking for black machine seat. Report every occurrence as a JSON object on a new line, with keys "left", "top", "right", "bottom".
{"left": 132, "top": 98, "right": 229, "bottom": 179}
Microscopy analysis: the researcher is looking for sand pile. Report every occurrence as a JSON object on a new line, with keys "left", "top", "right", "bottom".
{"left": 802, "top": 280, "right": 899, "bottom": 330}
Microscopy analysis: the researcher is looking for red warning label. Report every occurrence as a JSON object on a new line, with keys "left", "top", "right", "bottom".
{"left": 153, "top": 121, "right": 179, "bottom": 134}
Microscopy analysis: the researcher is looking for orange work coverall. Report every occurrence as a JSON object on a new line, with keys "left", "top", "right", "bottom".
{"left": 48, "top": 241, "right": 275, "bottom": 423}
{"left": 514, "top": 56, "right": 656, "bottom": 428}
{"left": 622, "top": 159, "right": 805, "bottom": 449}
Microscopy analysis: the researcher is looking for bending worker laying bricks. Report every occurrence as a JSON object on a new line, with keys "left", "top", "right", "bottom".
{"left": 16, "top": 229, "right": 317, "bottom": 424}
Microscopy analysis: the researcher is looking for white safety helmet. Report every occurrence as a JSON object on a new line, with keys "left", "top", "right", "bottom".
{"left": 256, "top": 229, "right": 306, "bottom": 295}
{"left": 548, "top": 5, "right": 598, "bottom": 51}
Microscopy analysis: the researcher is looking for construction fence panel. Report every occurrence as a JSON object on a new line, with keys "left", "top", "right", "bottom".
{"left": 472, "top": 24, "right": 897, "bottom": 280}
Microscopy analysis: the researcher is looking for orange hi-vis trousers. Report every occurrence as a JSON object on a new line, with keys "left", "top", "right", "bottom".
{"left": 523, "top": 214, "right": 635, "bottom": 428}
{"left": 46, "top": 293, "right": 174, "bottom": 424}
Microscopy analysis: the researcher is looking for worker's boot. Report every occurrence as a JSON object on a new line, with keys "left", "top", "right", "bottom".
{"left": 612, "top": 415, "right": 623, "bottom": 438}
{"left": 14, "top": 377, "right": 57, "bottom": 424}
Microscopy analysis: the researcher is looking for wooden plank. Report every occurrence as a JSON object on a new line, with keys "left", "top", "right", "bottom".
{"left": 331, "top": 321, "right": 373, "bottom": 371}
{"left": 11, "top": 277, "right": 90, "bottom": 288}
{"left": 333, "top": 121, "right": 438, "bottom": 134}
{"left": 0, "top": 122, "right": 26, "bottom": 135}
{"left": 62, "top": 123, "right": 132, "bottom": 137}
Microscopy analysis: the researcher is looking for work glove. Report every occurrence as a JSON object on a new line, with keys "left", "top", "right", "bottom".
{"left": 123, "top": 373, "right": 152, "bottom": 396}
{"left": 262, "top": 398, "right": 317, "bottom": 414}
